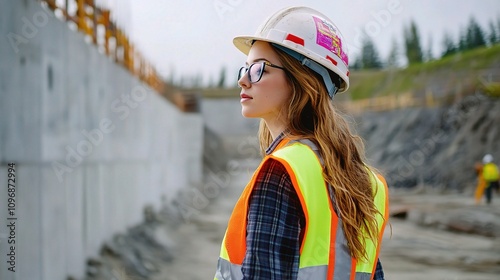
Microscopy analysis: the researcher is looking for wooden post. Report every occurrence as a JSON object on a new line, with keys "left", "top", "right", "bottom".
{"left": 100, "top": 10, "right": 111, "bottom": 55}
{"left": 45, "top": 0, "right": 57, "bottom": 11}
{"left": 77, "top": 0, "right": 85, "bottom": 32}
{"left": 91, "top": 0, "right": 97, "bottom": 44}
{"left": 65, "top": 0, "right": 69, "bottom": 21}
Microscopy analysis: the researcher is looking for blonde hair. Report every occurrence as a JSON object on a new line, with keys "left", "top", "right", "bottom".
{"left": 258, "top": 44, "right": 380, "bottom": 261}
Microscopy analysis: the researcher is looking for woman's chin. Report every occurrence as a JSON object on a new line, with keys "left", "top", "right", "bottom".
{"left": 241, "top": 109, "right": 259, "bottom": 119}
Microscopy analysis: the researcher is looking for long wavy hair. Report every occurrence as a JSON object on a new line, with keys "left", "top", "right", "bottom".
{"left": 258, "top": 44, "right": 381, "bottom": 261}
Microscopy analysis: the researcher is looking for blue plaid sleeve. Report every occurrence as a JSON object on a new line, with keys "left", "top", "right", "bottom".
{"left": 373, "top": 258, "right": 385, "bottom": 280}
{"left": 242, "top": 159, "right": 304, "bottom": 280}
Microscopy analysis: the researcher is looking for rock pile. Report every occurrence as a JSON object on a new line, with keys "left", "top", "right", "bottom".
{"left": 82, "top": 206, "right": 176, "bottom": 280}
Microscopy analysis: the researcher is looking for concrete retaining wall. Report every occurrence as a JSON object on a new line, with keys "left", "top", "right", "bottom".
{"left": 201, "top": 98, "right": 260, "bottom": 159}
{"left": 0, "top": 1, "right": 203, "bottom": 279}
{"left": 201, "top": 98, "right": 259, "bottom": 136}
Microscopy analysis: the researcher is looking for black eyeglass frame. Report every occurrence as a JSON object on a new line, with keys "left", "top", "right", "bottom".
{"left": 238, "top": 61, "right": 286, "bottom": 84}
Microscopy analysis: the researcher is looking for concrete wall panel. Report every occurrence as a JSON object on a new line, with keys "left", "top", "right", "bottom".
{"left": 64, "top": 168, "right": 85, "bottom": 279}
{"left": 83, "top": 164, "right": 106, "bottom": 259}
{"left": 1, "top": 1, "right": 44, "bottom": 162}
{"left": 201, "top": 98, "right": 259, "bottom": 136}
{"left": 41, "top": 165, "right": 71, "bottom": 280}
{"left": 40, "top": 6, "right": 67, "bottom": 162}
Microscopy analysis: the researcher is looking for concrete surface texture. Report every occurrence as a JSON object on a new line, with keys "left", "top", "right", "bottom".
{"left": 0, "top": 1, "right": 203, "bottom": 280}
{"left": 201, "top": 98, "right": 261, "bottom": 160}
{"left": 201, "top": 98, "right": 259, "bottom": 137}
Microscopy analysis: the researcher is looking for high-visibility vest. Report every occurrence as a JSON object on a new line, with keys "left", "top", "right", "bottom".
{"left": 483, "top": 162, "right": 500, "bottom": 182}
{"left": 215, "top": 139, "right": 389, "bottom": 280}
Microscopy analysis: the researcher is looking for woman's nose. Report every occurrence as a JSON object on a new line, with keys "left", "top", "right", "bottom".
{"left": 238, "top": 72, "right": 250, "bottom": 88}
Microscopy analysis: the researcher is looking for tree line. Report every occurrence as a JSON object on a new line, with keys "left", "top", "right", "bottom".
{"left": 352, "top": 15, "right": 500, "bottom": 70}
{"left": 170, "top": 14, "right": 500, "bottom": 88}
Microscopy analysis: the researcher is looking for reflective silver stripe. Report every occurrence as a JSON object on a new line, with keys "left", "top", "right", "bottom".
{"left": 290, "top": 139, "right": 323, "bottom": 165}
{"left": 297, "top": 266, "right": 371, "bottom": 280}
{"left": 214, "top": 257, "right": 242, "bottom": 280}
{"left": 333, "top": 222, "right": 353, "bottom": 279}
{"left": 298, "top": 265, "right": 327, "bottom": 279}
{"left": 291, "top": 140, "right": 354, "bottom": 280}
{"left": 214, "top": 258, "right": 366, "bottom": 280}
{"left": 356, "top": 272, "right": 372, "bottom": 280}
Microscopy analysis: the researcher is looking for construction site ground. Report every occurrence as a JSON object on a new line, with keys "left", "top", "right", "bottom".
{"left": 150, "top": 159, "right": 500, "bottom": 280}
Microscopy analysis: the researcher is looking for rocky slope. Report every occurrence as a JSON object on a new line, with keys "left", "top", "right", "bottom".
{"left": 357, "top": 93, "right": 500, "bottom": 191}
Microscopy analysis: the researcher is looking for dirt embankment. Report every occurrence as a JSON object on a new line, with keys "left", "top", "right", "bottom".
{"left": 357, "top": 93, "right": 500, "bottom": 191}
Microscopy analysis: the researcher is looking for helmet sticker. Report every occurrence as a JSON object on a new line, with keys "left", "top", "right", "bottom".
{"left": 313, "top": 16, "right": 348, "bottom": 66}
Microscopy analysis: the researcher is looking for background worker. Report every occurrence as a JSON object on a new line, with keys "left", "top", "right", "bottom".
{"left": 482, "top": 154, "right": 500, "bottom": 204}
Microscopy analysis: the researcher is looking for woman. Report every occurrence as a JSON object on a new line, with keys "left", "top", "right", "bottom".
{"left": 215, "top": 6, "right": 389, "bottom": 280}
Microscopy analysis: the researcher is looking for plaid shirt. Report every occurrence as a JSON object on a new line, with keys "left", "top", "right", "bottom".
{"left": 242, "top": 133, "right": 385, "bottom": 279}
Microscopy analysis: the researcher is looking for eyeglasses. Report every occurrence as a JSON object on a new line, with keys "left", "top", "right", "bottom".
{"left": 238, "top": 61, "right": 285, "bottom": 84}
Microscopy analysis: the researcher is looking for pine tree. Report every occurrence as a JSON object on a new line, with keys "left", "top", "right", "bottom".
{"left": 488, "top": 20, "right": 498, "bottom": 45}
{"left": 404, "top": 20, "right": 423, "bottom": 65}
{"left": 351, "top": 55, "right": 362, "bottom": 70}
{"left": 497, "top": 17, "right": 500, "bottom": 43}
{"left": 464, "top": 17, "right": 486, "bottom": 50}
{"left": 217, "top": 67, "right": 226, "bottom": 88}
{"left": 441, "top": 32, "right": 457, "bottom": 58}
{"left": 425, "top": 35, "right": 433, "bottom": 62}
{"left": 360, "top": 35, "right": 382, "bottom": 69}
{"left": 386, "top": 38, "right": 399, "bottom": 68}
{"left": 458, "top": 27, "right": 468, "bottom": 51}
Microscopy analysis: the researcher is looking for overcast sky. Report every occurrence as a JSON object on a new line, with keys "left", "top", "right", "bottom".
{"left": 97, "top": 0, "right": 500, "bottom": 86}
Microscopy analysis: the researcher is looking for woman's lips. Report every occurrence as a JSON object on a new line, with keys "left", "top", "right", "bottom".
{"left": 240, "top": 93, "right": 252, "bottom": 102}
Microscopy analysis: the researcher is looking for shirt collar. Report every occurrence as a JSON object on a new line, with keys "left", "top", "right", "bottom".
{"left": 265, "top": 131, "right": 286, "bottom": 155}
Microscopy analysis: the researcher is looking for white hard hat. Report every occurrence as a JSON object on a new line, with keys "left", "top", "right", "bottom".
{"left": 483, "top": 154, "right": 493, "bottom": 164}
{"left": 233, "top": 6, "right": 349, "bottom": 98}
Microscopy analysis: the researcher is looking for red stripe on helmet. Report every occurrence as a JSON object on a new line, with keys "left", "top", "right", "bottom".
{"left": 285, "top": 34, "right": 305, "bottom": 46}
{"left": 326, "top": 55, "right": 338, "bottom": 66}
{"left": 347, "top": 71, "right": 350, "bottom": 77}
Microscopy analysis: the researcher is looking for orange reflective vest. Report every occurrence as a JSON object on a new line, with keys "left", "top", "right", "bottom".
{"left": 215, "top": 139, "right": 389, "bottom": 280}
